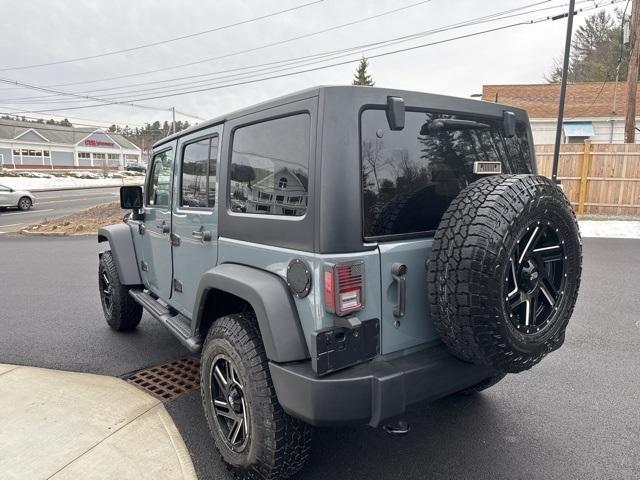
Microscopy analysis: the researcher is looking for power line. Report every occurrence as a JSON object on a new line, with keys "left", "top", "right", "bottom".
{"left": 0, "top": 0, "right": 325, "bottom": 72}
{"left": 2, "top": 0, "right": 565, "bottom": 108}
{"left": 2, "top": 0, "right": 621, "bottom": 118}
{"left": 4, "top": 0, "right": 558, "bottom": 104}
{"left": 0, "top": 110, "right": 147, "bottom": 128}
{"left": 5, "top": 1, "right": 617, "bottom": 113}
{"left": 0, "top": 76, "right": 205, "bottom": 121}
{"left": 3, "top": 0, "right": 436, "bottom": 91}
{"left": 10, "top": 2, "right": 621, "bottom": 116}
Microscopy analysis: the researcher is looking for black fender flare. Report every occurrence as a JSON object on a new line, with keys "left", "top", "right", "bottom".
{"left": 193, "top": 263, "right": 309, "bottom": 363}
{"left": 97, "top": 224, "right": 142, "bottom": 286}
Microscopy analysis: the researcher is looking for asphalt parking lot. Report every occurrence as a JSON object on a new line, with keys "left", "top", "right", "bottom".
{"left": 0, "top": 235, "right": 638, "bottom": 479}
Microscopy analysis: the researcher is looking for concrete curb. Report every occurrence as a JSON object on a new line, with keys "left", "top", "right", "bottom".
{"left": 0, "top": 364, "right": 197, "bottom": 480}
{"left": 19, "top": 229, "right": 95, "bottom": 237}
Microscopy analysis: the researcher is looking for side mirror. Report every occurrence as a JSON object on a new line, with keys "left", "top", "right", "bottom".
{"left": 503, "top": 110, "right": 516, "bottom": 138}
{"left": 120, "top": 186, "right": 143, "bottom": 210}
{"left": 385, "top": 96, "right": 405, "bottom": 131}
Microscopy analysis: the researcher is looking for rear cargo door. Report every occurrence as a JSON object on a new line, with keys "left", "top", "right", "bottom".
{"left": 360, "top": 108, "right": 533, "bottom": 354}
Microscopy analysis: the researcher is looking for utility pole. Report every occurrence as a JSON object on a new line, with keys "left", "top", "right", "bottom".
{"left": 625, "top": 0, "right": 640, "bottom": 143}
{"left": 171, "top": 107, "right": 176, "bottom": 134}
{"left": 551, "top": 0, "right": 576, "bottom": 183}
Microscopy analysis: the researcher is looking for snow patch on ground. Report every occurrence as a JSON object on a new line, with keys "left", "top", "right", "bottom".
{"left": 579, "top": 220, "right": 640, "bottom": 239}
{"left": 0, "top": 176, "right": 142, "bottom": 191}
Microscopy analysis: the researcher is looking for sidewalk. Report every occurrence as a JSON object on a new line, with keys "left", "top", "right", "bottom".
{"left": 0, "top": 364, "right": 197, "bottom": 480}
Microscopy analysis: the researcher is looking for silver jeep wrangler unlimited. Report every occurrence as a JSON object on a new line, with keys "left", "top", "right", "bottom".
{"left": 98, "top": 86, "right": 582, "bottom": 479}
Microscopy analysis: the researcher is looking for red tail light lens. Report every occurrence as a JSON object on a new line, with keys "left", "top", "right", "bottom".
{"left": 323, "top": 261, "right": 364, "bottom": 316}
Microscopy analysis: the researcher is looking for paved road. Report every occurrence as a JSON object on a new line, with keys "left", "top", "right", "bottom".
{"left": 0, "top": 187, "right": 120, "bottom": 232}
{"left": 0, "top": 236, "right": 638, "bottom": 479}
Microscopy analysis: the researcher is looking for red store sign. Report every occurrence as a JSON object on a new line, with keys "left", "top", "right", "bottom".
{"left": 84, "top": 139, "right": 114, "bottom": 147}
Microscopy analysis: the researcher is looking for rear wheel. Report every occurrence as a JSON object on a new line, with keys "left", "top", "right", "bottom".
{"left": 201, "top": 313, "right": 312, "bottom": 480}
{"left": 18, "top": 197, "right": 32, "bottom": 211}
{"left": 98, "top": 251, "right": 142, "bottom": 331}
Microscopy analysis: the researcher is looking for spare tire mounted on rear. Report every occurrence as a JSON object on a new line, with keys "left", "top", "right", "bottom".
{"left": 428, "top": 174, "right": 582, "bottom": 373}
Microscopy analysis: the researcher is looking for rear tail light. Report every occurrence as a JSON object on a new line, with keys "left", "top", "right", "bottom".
{"left": 323, "top": 261, "right": 364, "bottom": 316}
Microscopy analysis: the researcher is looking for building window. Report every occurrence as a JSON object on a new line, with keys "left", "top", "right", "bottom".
{"left": 13, "top": 148, "right": 49, "bottom": 158}
{"left": 125, "top": 154, "right": 139, "bottom": 161}
{"left": 229, "top": 113, "right": 310, "bottom": 217}
{"left": 93, "top": 153, "right": 106, "bottom": 160}
{"left": 78, "top": 152, "right": 91, "bottom": 159}
{"left": 108, "top": 153, "right": 120, "bottom": 160}
{"left": 258, "top": 191, "right": 273, "bottom": 201}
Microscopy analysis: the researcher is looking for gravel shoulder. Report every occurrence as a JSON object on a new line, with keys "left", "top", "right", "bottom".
{"left": 21, "top": 201, "right": 123, "bottom": 235}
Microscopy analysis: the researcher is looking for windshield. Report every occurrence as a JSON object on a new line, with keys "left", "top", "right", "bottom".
{"left": 361, "top": 109, "right": 532, "bottom": 239}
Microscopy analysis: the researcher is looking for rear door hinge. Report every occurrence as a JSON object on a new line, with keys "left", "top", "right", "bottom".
{"left": 173, "top": 279, "right": 183, "bottom": 293}
{"left": 140, "top": 260, "right": 148, "bottom": 272}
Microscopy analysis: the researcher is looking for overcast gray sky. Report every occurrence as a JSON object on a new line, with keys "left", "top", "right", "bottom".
{"left": 0, "top": 0, "right": 622, "bottom": 128}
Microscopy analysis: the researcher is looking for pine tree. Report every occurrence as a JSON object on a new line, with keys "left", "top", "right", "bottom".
{"left": 547, "top": 10, "right": 629, "bottom": 82}
{"left": 352, "top": 57, "right": 375, "bottom": 86}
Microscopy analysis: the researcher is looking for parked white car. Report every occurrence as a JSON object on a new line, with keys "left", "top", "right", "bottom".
{"left": 0, "top": 184, "right": 35, "bottom": 210}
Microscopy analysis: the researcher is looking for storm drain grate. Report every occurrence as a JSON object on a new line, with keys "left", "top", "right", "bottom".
{"left": 126, "top": 357, "right": 201, "bottom": 401}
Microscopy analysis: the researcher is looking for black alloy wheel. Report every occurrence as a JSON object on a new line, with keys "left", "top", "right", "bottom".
{"left": 100, "top": 269, "right": 113, "bottom": 316}
{"left": 210, "top": 354, "right": 249, "bottom": 452}
{"left": 98, "top": 250, "right": 143, "bottom": 331}
{"left": 505, "top": 220, "right": 566, "bottom": 335}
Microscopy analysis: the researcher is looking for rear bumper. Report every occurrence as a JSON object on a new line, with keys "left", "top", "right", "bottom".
{"left": 269, "top": 343, "right": 495, "bottom": 427}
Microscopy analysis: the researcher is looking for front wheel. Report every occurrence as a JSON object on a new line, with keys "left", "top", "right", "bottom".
{"left": 201, "top": 313, "right": 312, "bottom": 480}
{"left": 98, "top": 251, "right": 142, "bottom": 331}
{"left": 18, "top": 197, "right": 32, "bottom": 210}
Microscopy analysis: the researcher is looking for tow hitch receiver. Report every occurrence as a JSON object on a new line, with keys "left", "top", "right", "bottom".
{"left": 383, "top": 420, "right": 410, "bottom": 437}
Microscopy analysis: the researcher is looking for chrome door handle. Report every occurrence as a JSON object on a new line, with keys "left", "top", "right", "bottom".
{"left": 391, "top": 263, "right": 407, "bottom": 318}
{"left": 192, "top": 227, "right": 212, "bottom": 242}
{"left": 156, "top": 221, "right": 169, "bottom": 234}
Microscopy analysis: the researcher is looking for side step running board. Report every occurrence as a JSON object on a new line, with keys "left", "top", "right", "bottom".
{"left": 129, "top": 289, "right": 202, "bottom": 354}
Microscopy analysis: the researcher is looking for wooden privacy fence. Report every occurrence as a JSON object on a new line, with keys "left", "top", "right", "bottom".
{"left": 536, "top": 142, "right": 640, "bottom": 216}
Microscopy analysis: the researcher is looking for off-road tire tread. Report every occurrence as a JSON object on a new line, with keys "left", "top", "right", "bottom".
{"left": 99, "top": 250, "right": 142, "bottom": 331}
{"left": 201, "top": 313, "right": 312, "bottom": 480}
{"left": 428, "top": 174, "right": 581, "bottom": 373}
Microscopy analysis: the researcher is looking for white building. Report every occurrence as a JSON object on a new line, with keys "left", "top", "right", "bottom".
{"left": 0, "top": 119, "right": 141, "bottom": 169}
{"left": 482, "top": 82, "right": 637, "bottom": 144}
{"left": 245, "top": 168, "right": 307, "bottom": 216}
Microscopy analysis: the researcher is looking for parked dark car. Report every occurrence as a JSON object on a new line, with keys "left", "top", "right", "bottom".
{"left": 126, "top": 163, "right": 146, "bottom": 173}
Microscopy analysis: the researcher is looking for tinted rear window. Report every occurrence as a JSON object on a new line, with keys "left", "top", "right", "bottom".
{"left": 361, "top": 109, "right": 532, "bottom": 239}
{"left": 229, "top": 114, "right": 309, "bottom": 217}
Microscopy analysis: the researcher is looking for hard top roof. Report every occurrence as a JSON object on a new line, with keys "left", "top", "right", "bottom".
{"left": 153, "top": 85, "right": 528, "bottom": 149}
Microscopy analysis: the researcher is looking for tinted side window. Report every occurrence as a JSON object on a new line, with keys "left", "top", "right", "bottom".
{"left": 229, "top": 114, "right": 309, "bottom": 217}
{"left": 181, "top": 136, "right": 218, "bottom": 208}
{"left": 147, "top": 149, "right": 173, "bottom": 208}
{"left": 361, "top": 109, "right": 533, "bottom": 238}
